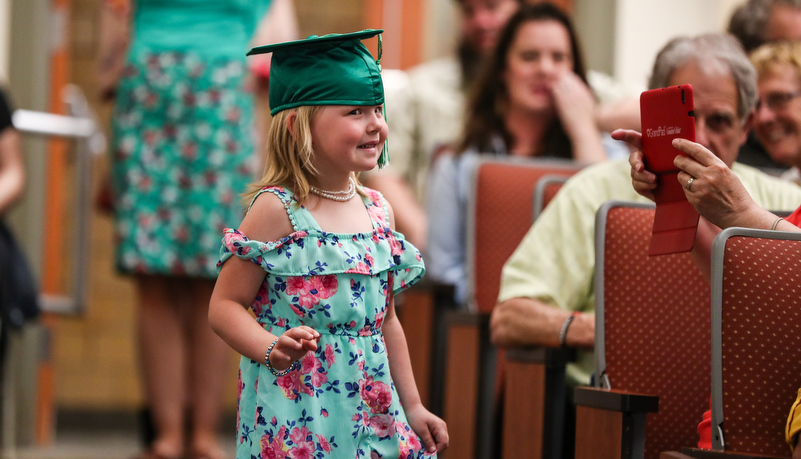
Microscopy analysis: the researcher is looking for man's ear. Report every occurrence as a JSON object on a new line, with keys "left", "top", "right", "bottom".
{"left": 286, "top": 111, "right": 297, "bottom": 139}
{"left": 739, "top": 111, "right": 754, "bottom": 146}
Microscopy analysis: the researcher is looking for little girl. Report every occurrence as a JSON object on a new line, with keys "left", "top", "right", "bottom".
{"left": 208, "top": 30, "right": 448, "bottom": 458}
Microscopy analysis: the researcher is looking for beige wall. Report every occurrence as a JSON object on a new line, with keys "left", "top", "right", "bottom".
{"left": 0, "top": 0, "right": 8, "bottom": 83}
{"left": 611, "top": 0, "right": 742, "bottom": 92}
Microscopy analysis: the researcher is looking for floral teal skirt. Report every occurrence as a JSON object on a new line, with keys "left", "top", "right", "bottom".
{"left": 110, "top": 51, "right": 256, "bottom": 278}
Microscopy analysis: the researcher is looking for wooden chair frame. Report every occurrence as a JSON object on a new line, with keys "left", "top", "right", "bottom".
{"left": 441, "top": 157, "right": 580, "bottom": 459}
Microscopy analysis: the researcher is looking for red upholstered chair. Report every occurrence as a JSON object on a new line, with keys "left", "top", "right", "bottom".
{"left": 574, "top": 201, "right": 711, "bottom": 459}
{"left": 441, "top": 157, "right": 581, "bottom": 459}
{"left": 705, "top": 228, "right": 801, "bottom": 458}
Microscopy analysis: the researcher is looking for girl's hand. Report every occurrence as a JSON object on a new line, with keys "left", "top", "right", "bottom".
{"left": 269, "top": 326, "right": 320, "bottom": 371}
{"left": 551, "top": 71, "right": 598, "bottom": 139}
{"left": 405, "top": 404, "right": 449, "bottom": 454}
{"left": 612, "top": 129, "right": 657, "bottom": 201}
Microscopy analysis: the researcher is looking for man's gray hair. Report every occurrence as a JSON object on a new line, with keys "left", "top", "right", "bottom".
{"left": 728, "top": 0, "right": 801, "bottom": 52}
{"left": 648, "top": 33, "right": 757, "bottom": 123}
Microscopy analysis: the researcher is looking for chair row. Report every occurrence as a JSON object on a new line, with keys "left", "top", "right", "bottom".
{"left": 399, "top": 156, "right": 582, "bottom": 458}
{"left": 400, "top": 160, "right": 801, "bottom": 459}
{"left": 525, "top": 201, "right": 801, "bottom": 459}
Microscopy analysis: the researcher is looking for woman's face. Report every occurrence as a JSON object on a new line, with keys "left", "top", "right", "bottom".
{"left": 753, "top": 62, "right": 801, "bottom": 168}
{"left": 502, "top": 19, "right": 574, "bottom": 115}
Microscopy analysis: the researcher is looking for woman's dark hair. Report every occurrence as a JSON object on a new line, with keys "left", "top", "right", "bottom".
{"left": 457, "top": 2, "right": 588, "bottom": 158}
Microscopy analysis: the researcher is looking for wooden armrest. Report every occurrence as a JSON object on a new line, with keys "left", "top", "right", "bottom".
{"left": 505, "top": 346, "right": 575, "bottom": 367}
{"left": 661, "top": 453, "right": 696, "bottom": 459}
{"left": 679, "top": 447, "right": 789, "bottom": 459}
{"left": 574, "top": 386, "right": 659, "bottom": 413}
{"left": 574, "top": 388, "right": 658, "bottom": 459}
{"left": 445, "top": 309, "right": 489, "bottom": 326}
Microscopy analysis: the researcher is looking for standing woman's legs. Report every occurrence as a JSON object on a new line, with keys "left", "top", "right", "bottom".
{"left": 186, "top": 278, "right": 230, "bottom": 458}
{"left": 137, "top": 275, "right": 186, "bottom": 458}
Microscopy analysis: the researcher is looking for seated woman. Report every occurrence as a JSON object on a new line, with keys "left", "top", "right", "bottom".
{"left": 426, "top": 2, "right": 626, "bottom": 305}
{"left": 750, "top": 41, "right": 801, "bottom": 182}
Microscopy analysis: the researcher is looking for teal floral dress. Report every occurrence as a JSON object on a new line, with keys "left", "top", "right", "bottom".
{"left": 110, "top": 0, "right": 271, "bottom": 278}
{"left": 218, "top": 186, "right": 433, "bottom": 459}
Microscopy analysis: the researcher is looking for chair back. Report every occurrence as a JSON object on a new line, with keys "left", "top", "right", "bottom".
{"left": 532, "top": 174, "right": 571, "bottom": 221}
{"left": 466, "top": 158, "right": 581, "bottom": 314}
{"left": 595, "top": 201, "right": 712, "bottom": 459}
{"left": 710, "top": 228, "right": 801, "bottom": 456}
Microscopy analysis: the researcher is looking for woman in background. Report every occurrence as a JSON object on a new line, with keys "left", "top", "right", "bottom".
{"left": 104, "top": 1, "right": 275, "bottom": 457}
{"left": 426, "top": 2, "right": 626, "bottom": 304}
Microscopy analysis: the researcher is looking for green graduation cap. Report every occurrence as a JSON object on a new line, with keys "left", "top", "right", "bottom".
{"left": 248, "top": 29, "right": 385, "bottom": 117}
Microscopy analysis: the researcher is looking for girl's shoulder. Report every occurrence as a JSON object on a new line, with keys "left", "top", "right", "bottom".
{"left": 242, "top": 186, "right": 296, "bottom": 242}
{"left": 359, "top": 185, "right": 394, "bottom": 228}
{"left": 358, "top": 185, "right": 384, "bottom": 205}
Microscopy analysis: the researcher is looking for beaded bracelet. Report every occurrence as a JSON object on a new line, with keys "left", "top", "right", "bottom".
{"left": 559, "top": 312, "right": 580, "bottom": 347}
{"left": 265, "top": 338, "right": 298, "bottom": 377}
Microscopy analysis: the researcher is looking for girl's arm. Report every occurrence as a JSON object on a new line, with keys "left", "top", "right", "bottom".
{"left": 208, "top": 193, "right": 318, "bottom": 370}
{"left": 383, "top": 292, "right": 448, "bottom": 454}
{"left": 382, "top": 202, "right": 449, "bottom": 453}
{"left": 551, "top": 71, "right": 607, "bottom": 164}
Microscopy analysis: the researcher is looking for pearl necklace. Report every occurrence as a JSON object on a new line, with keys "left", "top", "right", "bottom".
{"left": 309, "top": 177, "right": 357, "bottom": 202}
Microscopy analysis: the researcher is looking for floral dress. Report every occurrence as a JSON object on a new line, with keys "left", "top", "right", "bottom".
{"left": 110, "top": 0, "right": 270, "bottom": 278}
{"left": 218, "top": 186, "right": 433, "bottom": 459}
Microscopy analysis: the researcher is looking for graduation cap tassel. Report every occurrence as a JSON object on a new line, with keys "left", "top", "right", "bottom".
{"left": 376, "top": 33, "right": 389, "bottom": 169}
{"left": 376, "top": 33, "right": 382, "bottom": 71}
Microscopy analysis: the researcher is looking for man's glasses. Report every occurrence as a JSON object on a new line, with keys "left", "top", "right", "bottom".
{"left": 755, "top": 91, "right": 801, "bottom": 111}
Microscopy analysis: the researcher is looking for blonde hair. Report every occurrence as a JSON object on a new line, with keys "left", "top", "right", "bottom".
{"left": 244, "top": 105, "right": 363, "bottom": 207}
{"left": 750, "top": 41, "right": 801, "bottom": 82}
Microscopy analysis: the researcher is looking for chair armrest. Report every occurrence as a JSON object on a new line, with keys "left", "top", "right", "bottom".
{"left": 445, "top": 309, "right": 489, "bottom": 326}
{"left": 661, "top": 453, "right": 697, "bottom": 459}
{"left": 574, "top": 387, "right": 659, "bottom": 459}
{"left": 574, "top": 386, "right": 659, "bottom": 413}
{"left": 505, "top": 346, "right": 575, "bottom": 368}
{"left": 679, "top": 447, "right": 789, "bottom": 459}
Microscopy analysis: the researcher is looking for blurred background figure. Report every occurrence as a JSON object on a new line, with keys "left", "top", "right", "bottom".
{"left": 364, "top": 0, "right": 523, "bottom": 251}
{"left": 727, "top": 0, "right": 801, "bottom": 170}
{"left": 0, "top": 86, "right": 39, "bottom": 363}
{"left": 426, "top": 2, "right": 626, "bottom": 305}
{"left": 100, "top": 1, "right": 277, "bottom": 458}
{"left": 728, "top": 0, "right": 801, "bottom": 54}
{"left": 750, "top": 40, "right": 801, "bottom": 180}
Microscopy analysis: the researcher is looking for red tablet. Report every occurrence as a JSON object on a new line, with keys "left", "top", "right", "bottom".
{"left": 640, "top": 85, "right": 700, "bottom": 256}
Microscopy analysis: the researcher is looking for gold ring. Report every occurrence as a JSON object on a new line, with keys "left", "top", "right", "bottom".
{"left": 685, "top": 177, "right": 695, "bottom": 191}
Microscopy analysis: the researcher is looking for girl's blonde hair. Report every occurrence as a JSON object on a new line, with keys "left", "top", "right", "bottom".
{"left": 244, "top": 105, "right": 364, "bottom": 208}
{"left": 750, "top": 41, "right": 801, "bottom": 82}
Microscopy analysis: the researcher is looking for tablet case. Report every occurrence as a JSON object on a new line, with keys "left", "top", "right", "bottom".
{"left": 640, "top": 85, "right": 699, "bottom": 256}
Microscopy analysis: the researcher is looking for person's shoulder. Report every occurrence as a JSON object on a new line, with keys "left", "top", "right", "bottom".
{"left": 359, "top": 185, "right": 384, "bottom": 203}
{"left": 563, "top": 158, "right": 631, "bottom": 189}
{"left": 408, "top": 56, "right": 459, "bottom": 78}
{"left": 551, "top": 158, "right": 642, "bottom": 208}
{"left": 406, "top": 56, "right": 461, "bottom": 91}
{"left": 733, "top": 162, "right": 801, "bottom": 204}
{"left": 360, "top": 185, "right": 395, "bottom": 227}
{"left": 734, "top": 162, "right": 800, "bottom": 188}
{"left": 241, "top": 187, "right": 295, "bottom": 241}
